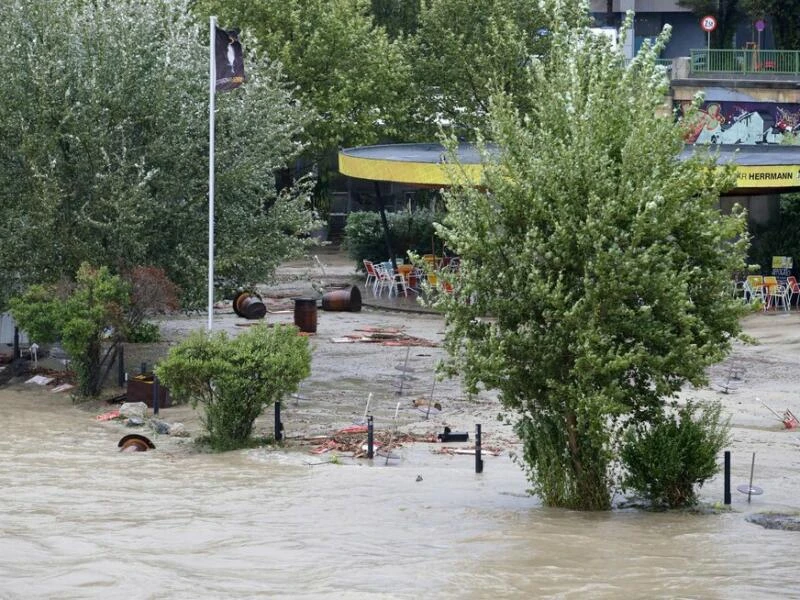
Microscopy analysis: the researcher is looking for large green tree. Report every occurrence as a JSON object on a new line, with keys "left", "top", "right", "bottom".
{"left": 433, "top": 14, "right": 748, "bottom": 510}
{"left": 0, "top": 0, "right": 317, "bottom": 310}
{"left": 193, "top": 0, "right": 413, "bottom": 153}
{"left": 740, "top": 0, "right": 800, "bottom": 50}
{"left": 408, "top": 0, "right": 562, "bottom": 138}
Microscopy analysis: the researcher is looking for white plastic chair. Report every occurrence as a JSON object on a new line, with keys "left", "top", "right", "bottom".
{"left": 374, "top": 262, "right": 408, "bottom": 298}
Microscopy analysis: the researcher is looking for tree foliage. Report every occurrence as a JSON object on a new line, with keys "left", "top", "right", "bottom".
{"left": 155, "top": 324, "right": 311, "bottom": 451}
{"left": 370, "top": 0, "right": 421, "bottom": 39}
{"left": 343, "top": 209, "right": 444, "bottom": 268}
{"left": 409, "top": 0, "right": 563, "bottom": 137}
{"left": 740, "top": 0, "right": 800, "bottom": 50}
{"left": 9, "top": 265, "right": 129, "bottom": 397}
{"left": 193, "top": 0, "right": 413, "bottom": 153}
{"left": 0, "top": 0, "right": 318, "bottom": 310}
{"left": 433, "top": 11, "right": 748, "bottom": 509}
{"left": 747, "top": 192, "right": 800, "bottom": 269}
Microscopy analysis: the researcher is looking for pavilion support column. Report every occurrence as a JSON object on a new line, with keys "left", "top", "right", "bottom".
{"left": 374, "top": 181, "right": 398, "bottom": 271}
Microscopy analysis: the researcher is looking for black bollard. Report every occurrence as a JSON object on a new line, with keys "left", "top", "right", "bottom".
{"left": 475, "top": 424, "right": 483, "bottom": 474}
{"left": 152, "top": 375, "right": 160, "bottom": 416}
{"left": 13, "top": 327, "right": 20, "bottom": 360}
{"left": 274, "top": 401, "right": 283, "bottom": 442}
{"left": 724, "top": 450, "right": 731, "bottom": 505}
{"left": 117, "top": 345, "right": 126, "bottom": 388}
{"left": 367, "top": 415, "right": 374, "bottom": 459}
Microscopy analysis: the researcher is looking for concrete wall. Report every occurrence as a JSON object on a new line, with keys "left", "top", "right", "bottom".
{"left": 672, "top": 79, "right": 800, "bottom": 104}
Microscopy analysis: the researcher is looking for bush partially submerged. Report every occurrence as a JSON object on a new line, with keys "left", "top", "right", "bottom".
{"left": 621, "top": 401, "right": 730, "bottom": 508}
{"left": 155, "top": 324, "right": 311, "bottom": 451}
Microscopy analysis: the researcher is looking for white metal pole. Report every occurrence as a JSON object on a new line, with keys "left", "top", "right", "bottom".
{"left": 208, "top": 16, "right": 217, "bottom": 331}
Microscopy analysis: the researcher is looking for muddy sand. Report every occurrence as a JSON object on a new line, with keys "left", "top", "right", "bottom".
{"left": 3, "top": 250, "right": 800, "bottom": 508}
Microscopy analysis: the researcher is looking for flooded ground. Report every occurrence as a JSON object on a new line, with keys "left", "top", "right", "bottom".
{"left": 1, "top": 382, "right": 798, "bottom": 599}
{"left": 2, "top": 252, "right": 800, "bottom": 598}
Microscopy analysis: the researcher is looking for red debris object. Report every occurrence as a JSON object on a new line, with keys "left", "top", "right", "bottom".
{"left": 96, "top": 410, "right": 121, "bottom": 421}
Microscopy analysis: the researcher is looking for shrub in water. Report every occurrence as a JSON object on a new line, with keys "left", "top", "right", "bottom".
{"left": 621, "top": 401, "right": 730, "bottom": 508}
{"left": 155, "top": 324, "right": 311, "bottom": 451}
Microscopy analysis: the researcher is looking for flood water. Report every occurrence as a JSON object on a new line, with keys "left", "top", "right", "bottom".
{"left": 1, "top": 389, "right": 797, "bottom": 599}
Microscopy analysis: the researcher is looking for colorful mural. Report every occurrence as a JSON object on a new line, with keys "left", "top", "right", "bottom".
{"left": 676, "top": 101, "right": 800, "bottom": 145}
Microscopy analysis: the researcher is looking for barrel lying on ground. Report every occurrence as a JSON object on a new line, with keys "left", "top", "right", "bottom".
{"left": 232, "top": 291, "right": 267, "bottom": 320}
{"left": 321, "top": 286, "right": 362, "bottom": 312}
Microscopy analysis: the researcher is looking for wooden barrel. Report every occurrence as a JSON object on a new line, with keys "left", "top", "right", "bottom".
{"left": 321, "top": 286, "right": 362, "bottom": 312}
{"left": 233, "top": 291, "right": 267, "bottom": 320}
{"left": 293, "top": 297, "right": 318, "bottom": 333}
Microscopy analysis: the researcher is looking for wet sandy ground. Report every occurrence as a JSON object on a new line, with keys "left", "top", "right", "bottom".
{"left": 148, "top": 249, "right": 513, "bottom": 450}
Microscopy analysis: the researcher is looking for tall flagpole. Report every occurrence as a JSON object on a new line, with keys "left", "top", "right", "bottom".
{"left": 207, "top": 16, "right": 217, "bottom": 331}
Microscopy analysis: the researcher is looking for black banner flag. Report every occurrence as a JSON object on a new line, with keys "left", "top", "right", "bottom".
{"left": 215, "top": 27, "right": 244, "bottom": 92}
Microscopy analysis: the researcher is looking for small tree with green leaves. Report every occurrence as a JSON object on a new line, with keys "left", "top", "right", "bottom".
{"left": 433, "top": 8, "right": 748, "bottom": 510}
{"left": 9, "top": 264, "right": 129, "bottom": 397}
{"left": 155, "top": 324, "right": 311, "bottom": 451}
{"left": 344, "top": 209, "right": 444, "bottom": 268}
{"left": 621, "top": 401, "right": 730, "bottom": 508}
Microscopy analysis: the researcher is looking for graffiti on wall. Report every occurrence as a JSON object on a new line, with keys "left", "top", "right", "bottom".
{"left": 676, "top": 101, "right": 800, "bottom": 145}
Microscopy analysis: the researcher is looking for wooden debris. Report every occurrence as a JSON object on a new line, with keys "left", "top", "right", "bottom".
{"left": 332, "top": 326, "right": 438, "bottom": 347}
{"left": 433, "top": 445, "right": 504, "bottom": 456}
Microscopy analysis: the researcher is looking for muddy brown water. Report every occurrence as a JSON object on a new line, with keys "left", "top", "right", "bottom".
{"left": 1, "top": 386, "right": 798, "bottom": 599}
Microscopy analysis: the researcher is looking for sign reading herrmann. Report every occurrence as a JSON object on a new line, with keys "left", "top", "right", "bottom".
{"left": 736, "top": 166, "right": 800, "bottom": 187}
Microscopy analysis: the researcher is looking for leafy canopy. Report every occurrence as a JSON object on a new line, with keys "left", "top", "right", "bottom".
{"left": 409, "top": 0, "right": 568, "bottom": 137}
{"left": 433, "top": 9, "right": 748, "bottom": 509}
{"left": 0, "top": 0, "right": 318, "bottom": 309}
{"left": 193, "top": 0, "right": 413, "bottom": 153}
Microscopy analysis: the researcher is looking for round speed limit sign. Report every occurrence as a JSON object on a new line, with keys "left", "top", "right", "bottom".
{"left": 701, "top": 15, "right": 717, "bottom": 32}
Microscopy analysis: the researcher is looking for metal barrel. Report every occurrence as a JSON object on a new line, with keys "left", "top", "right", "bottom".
{"left": 293, "top": 297, "right": 318, "bottom": 333}
{"left": 233, "top": 291, "right": 267, "bottom": 320}
{"left": 321, "top": 286, "right": 362, "bottom": 312}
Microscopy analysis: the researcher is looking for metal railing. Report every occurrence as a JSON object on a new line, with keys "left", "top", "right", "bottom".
{"left": 690, "top": 49, "right": 800, "bottom": 75}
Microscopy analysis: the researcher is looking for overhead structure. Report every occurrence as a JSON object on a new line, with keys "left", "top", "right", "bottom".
{"left": 339, "top": 142, "right": 800, "bottom": 194}
{"left": 681, "top": 145, "right": 800, "bottom": 194}
{"left": 338, "top": 143, "right": 487, "bottom": 187}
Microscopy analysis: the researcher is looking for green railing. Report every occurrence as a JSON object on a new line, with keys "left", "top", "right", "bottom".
{"left": 690, "top": 49, "right": 800, "bottom": 75}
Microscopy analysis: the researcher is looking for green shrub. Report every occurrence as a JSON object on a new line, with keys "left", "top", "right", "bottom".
{"left": 155, "top": 324, "right": 311, "bottom": 451}
{"left": 343, "top": 209, "right": 445, "bottom": 269}
{"left": 127, "top": 321, "right": 161, "bottom": 343}
{"left": 621, "top": 401, "right": 730, "bottom": 508}
{"left": 9, "top": 264, "right": 129, "bottom": 397}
